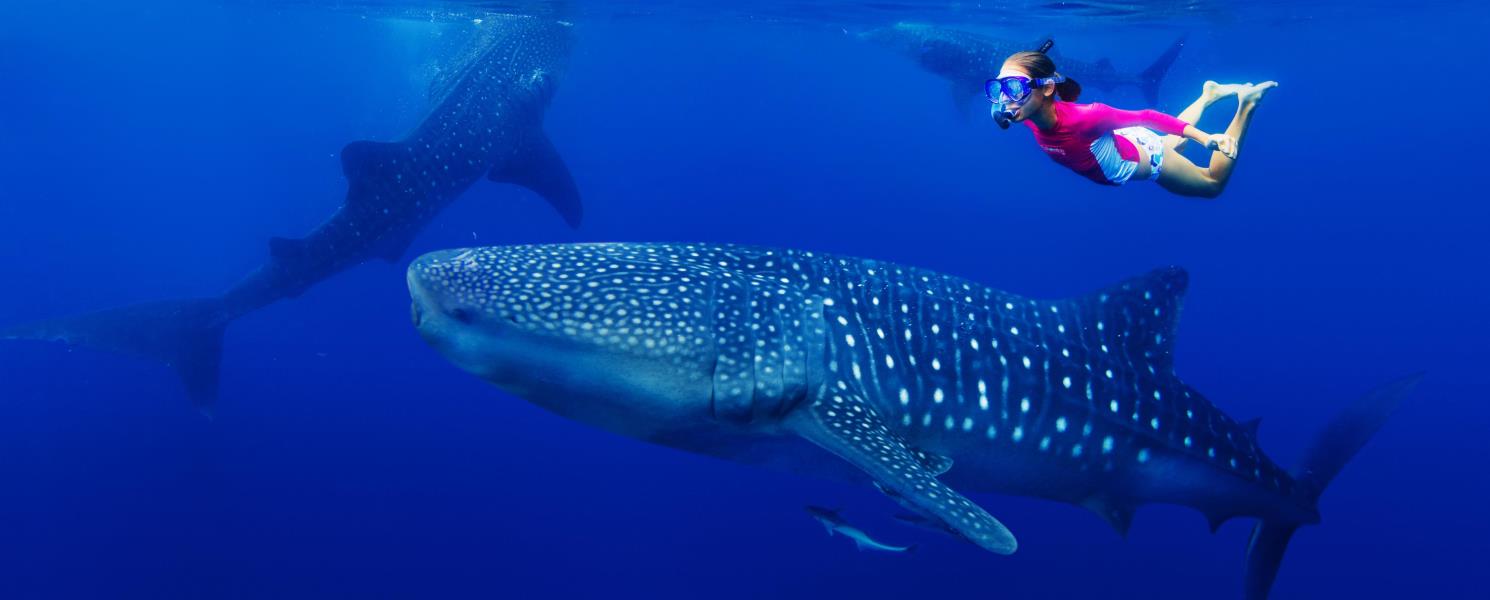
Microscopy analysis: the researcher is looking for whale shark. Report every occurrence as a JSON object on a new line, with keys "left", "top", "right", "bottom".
{"left": 859, "top": 23, "right": 1185, "bottom": 113}
{"left": 1, "top": 16, "right": 581, "bottom": 410}
{"left": 407, "top": 242, "right": 1419, "bottom": 599}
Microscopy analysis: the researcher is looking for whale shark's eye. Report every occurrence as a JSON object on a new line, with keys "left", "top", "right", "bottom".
{"left": 449, "top": 307, "right": 475, "bottom": 324}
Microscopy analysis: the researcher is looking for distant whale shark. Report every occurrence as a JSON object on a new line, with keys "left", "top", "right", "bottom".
{"left": 859, "top": 23, "right": 1184, "bottom": 113}
{"left": 1, "top": 16, "right": 581, "bottom": 410}
{"left": 408, "top": 242, "right": 1420, "bottom": 600}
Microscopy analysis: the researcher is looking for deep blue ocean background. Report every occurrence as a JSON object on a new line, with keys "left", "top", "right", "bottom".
{"left": 2, "top": 1, "right": 1487, "bottom": 598}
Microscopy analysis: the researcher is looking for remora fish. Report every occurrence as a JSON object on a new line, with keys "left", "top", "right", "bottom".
{"left": 805, "top": 506, "right": 915, "bottom": 553}
{"left": 408, "top": 242, "right": 1419, "bottom": 599}
{"left": 1, "top": 16, "right": 581, "bottom": 409}
{"left": 860, "top": 22, "right": 1184, "bottom": 112}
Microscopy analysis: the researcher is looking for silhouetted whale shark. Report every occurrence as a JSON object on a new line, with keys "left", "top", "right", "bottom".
{"left": 408, "top": 242, "right": 1420, "bottom": 600}
{"left": 860, "top": 23, "right": 1184, "bottom": 114}
{"left": 2, "top": 16, "right": 581, "bottom": 410}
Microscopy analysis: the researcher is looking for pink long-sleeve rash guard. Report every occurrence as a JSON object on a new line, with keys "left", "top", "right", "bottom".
{"left": 1023, "top": 101, "right": 1189, "bottom": 185}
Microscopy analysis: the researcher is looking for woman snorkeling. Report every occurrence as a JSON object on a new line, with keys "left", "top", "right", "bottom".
{"left": 990, "top": 44, "right": 1275, "bottom": 198}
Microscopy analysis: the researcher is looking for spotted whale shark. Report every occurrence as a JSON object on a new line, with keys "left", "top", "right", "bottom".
{"left": 859, "top": 23, "right": 1185, "bottom": 112}
{"left": 408, "top": 242, "right": 1419, "bottom": 599}
{"left": 1, "top": 16, "right": 580, "bottom": 409}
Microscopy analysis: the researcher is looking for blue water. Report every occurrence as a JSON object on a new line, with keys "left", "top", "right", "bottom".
{"left": 2, "top": 1, "right": 1487, "bottom": 598}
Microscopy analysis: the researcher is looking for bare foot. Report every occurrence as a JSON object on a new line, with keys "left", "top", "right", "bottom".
{"left": 1238, "top": 81, "right": 1278, "bottom": 108}
{"left": 1203, "top": 80, "right": 1249, "bottom": 103}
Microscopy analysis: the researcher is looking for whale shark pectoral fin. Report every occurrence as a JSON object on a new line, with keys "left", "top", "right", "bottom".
{"left": 787, "top": 395, "right": 1016, "bottom": 555}
{"left": 908, "top": 446, "right": 953, "bottom": 476}
{"left": 489, "top": 130, "right": 583, "bottom": 228}
{"left": 948, "top": 83, "right": 975, "bottom": 121}
{"left": 892, "top": 511, "right": 974, "bottom": 544}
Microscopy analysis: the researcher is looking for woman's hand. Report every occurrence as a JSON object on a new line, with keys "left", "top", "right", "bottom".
{"left": 1207, "top": 134, "right": 1238, "bottom": 159}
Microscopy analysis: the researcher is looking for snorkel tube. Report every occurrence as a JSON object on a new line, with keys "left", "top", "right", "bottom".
{"left": 991, "top": 39, "right": 1056, "bottom": 130}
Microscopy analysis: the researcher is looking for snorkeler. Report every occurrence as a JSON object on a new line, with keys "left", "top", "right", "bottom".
{"left": 989, "top": 43, "right": 1276, "bottom": 198}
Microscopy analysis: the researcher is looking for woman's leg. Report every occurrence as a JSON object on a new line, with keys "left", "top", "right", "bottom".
{"left": 1200, "top": 81, "right": 1277, "bottom": 189}
{"left": 1164, "top": 81, "right": 1246, "bottom": 152}
{"left": 1158, "top": 81, "right": 1277, "bottom": 198}
{"left": 1154, "top": 151, "right": 1222, "bottom": 198}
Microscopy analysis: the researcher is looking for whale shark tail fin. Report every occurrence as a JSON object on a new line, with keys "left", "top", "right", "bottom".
{"left": 1, "top": 297, "right": 233, "bottom": 412}
{"left": 1137, "top": 35, "right": 1186, "bottom": 105}
{"left": 1242, "top": 373, "right": 1422, "bottom": 600}
{"left": 489, "top": 129, "right": 583, "bottom": 228}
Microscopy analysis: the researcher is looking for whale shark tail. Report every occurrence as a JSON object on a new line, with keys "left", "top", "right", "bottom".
{"left": 1242, "top": 373, "right": 1423, "bottom": 600}
{"left": 1, "top": 297, "right": 233, "bottom": 412}
{"left": 1137, "top": 35, "right": 1186, "bottom": 105}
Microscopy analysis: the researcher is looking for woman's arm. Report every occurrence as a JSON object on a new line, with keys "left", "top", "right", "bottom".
{"left": 1089, "top": 103, "right": 1189, "bottom": 135}
{"left": 1181, "top": 125, "right": 1237, "bottom": 159}
{"left": 1087, "top": 103, "right": 1238, "bottom": 158}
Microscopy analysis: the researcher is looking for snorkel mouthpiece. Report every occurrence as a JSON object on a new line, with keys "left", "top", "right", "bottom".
{"left": 992, "top": 104, "right": 1014, "bottom": 129}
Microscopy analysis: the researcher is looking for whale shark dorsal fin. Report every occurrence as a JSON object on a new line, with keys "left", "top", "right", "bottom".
{"left": 1078, "top": 266, "right": 1189, "bottom": 373}
{"left": 1243, "top": 418, "right": 1262, "bottom": 438}
{"left": 340, "top": 140, "right": 403, "bottom": 183}
{"left": 489, "top": 130, "right": 583, "bottom": 228}
{"left": 789, "top": 391, "right": 1016, "bottom": 555}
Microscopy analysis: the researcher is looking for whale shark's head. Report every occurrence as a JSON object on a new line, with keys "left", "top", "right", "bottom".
{"left": 408, "top": 244, "right": 731, "bottom": 439}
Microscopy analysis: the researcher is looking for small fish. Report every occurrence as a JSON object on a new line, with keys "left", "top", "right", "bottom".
{"left": 805, "top": 506, "right": 916, "bottom": 554}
